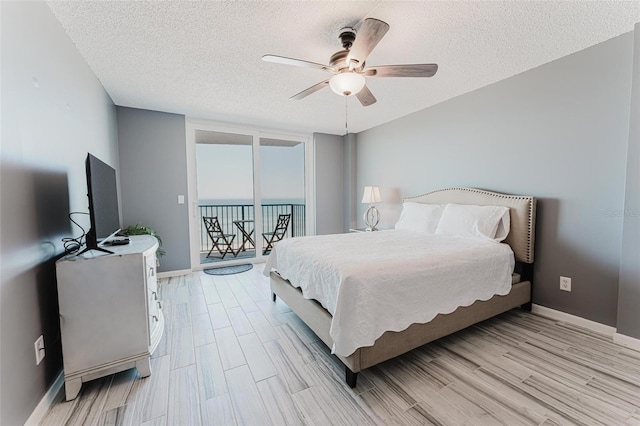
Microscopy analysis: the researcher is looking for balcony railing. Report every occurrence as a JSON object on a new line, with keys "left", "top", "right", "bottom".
{"left": 198, "top": 203, "right": 306, "bottom": 253}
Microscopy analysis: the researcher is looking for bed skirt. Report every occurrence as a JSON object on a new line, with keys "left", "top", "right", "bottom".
{"left": 270, "top": 271, "right": 531, "bottom": 382}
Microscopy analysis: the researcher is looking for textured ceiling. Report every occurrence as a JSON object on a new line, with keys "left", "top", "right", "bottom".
{"left": 47, "top": 1, "right": 640, "bottom": 135}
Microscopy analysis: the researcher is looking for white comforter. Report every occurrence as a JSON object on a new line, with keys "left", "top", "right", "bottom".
{"left": 264, "top": 229, "right": 515, "bottom": 357}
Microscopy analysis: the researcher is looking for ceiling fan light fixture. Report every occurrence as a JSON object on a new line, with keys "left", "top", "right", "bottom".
{"left": 329, "top": 72, "right": 366, "bottom": 96}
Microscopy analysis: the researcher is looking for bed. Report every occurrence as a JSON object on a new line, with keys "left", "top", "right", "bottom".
{"left": 266, "top": 187, "right": 536, "bottom": 387}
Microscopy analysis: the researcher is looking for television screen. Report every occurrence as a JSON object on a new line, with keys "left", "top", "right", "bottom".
{"left": 85, "top": 153, "right": 121, "bottom": 250}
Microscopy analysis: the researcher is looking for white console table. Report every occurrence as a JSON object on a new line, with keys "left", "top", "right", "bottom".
{"left": 55, "top": 235, "right": 164, "bottom": 401}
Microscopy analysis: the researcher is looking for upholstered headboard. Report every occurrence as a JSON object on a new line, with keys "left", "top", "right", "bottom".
{"left": 404, "top": 187, "right": 536, "bottom": 264}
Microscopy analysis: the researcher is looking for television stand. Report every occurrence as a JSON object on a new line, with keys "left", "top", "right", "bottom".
{"left": 56, "top": 235, "right": 163, "bottom": 400}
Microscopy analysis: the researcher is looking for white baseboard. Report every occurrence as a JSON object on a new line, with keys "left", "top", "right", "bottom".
{"left": 613, "top": 332, "right": 640, "bottom": 351}
{"left": 157, "top": 268, "right": 191, "bottom": 279}
{"left": 531, "top": 304, "right": 616, "bottom": 337}
{"left": 25, "top": 370, "right": 64, "bottom": 426}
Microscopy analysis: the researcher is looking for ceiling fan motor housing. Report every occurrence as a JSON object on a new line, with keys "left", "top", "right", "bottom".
{"left": 338, "top": 27, "right": 356, "bottom": 49}
{"left": 329, "top": 50, "right": 350, "bottom": 69}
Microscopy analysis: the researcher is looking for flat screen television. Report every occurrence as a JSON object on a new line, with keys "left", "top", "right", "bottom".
{"left": 80, "top": 153, "right": 121, "bottom": 254}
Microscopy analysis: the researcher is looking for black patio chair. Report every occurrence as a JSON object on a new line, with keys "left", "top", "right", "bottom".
{"left": 262, "top": 213, "right": 291, "bottom": 255}
{"left": 203, "top": 216, "right": 238, "bottom": 259}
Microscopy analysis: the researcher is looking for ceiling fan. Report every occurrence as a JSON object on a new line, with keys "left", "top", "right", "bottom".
{"left": 262, "top": 18, "right": 438, "bottom": 107}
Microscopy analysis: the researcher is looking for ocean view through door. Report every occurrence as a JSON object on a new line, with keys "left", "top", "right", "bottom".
{"left": 259, "top": 137, "right": 306, "bottom": 256}
{"left": 195, "top": 130, "right": 256, "bottom": 265}
{"left": 187, "top": 122, "right": 313, "bottom": 268}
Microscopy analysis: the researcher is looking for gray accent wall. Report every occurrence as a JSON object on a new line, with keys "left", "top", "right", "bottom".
{"left": 356, "top": 33, "right": 634, "bottom": 327}
{"left": 617, "top": 24, "right": 640, "bottom": 339}
{"left": 116, "top": 107, "right": 191, "bottom": 273}
{"left": 314, "top": 133, "right": 345, "bottom": 235}
{"left": 0, "top": 2, "right": 119, "bottom": 424}
{"left": 343, "top": 134, "right": 358, "bottom": 232}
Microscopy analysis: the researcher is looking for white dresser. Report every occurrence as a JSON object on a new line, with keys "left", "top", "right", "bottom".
{"left": 55, "top": 235, "right": 164, "bottom": 401}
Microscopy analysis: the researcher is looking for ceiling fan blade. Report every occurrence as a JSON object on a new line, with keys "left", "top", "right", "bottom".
{"left": 364, "top": 64, "right": 438, "bottom": 78}
{"left": 290, "top": 80, "right": 330, "bottom": 100}
{"left": 356, "top": 84, "right": 377, "bottom": 107}
{"left": 348, "top": 18, "right": 390, "bottom": 68}
{"left": 262, "top": 55, "right": 336, "bottom": 73}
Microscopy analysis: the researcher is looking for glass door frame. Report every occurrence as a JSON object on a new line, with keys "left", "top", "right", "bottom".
{"left": 185, "top": 118, "right": 315, "bottom": 270}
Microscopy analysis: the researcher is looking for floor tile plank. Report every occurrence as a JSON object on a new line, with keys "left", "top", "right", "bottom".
{"left": 171, "top": 303, "right": 191, "bottom": 329}
{"left": 200, "top": 394, "right": 237, "bottom": 426}
{"left": 290, "top": 386, "right": 334, "bottom": 426}
{"left": 139, "top": 415, "right": 166, "bottom": 426}
{"left": 201, "top": 279, "right": 222, "bottom": 305}
{"left": 237, "top": 333, "right": 277, "bottom": 382}
{"left": 214, "top": 326, "right": 247, "bottom": 370}
{"left": 225, "top": 365, "right": 272, "bottom": 426}
{"left": 102, "top": 369, "right": 138, "bottom": 412}
{"left": 256, "top": 375, "right": 304, "bottom": 426}
{"left": 208, "top": 303, "right": 231, "bottom": 330}
{"left": 227, "top": 306, "right": 254, "bottom": 336}
{"left": 263, "top": 339, "right": 310, "bottom": 394}
{"left": 170, "top": 326, "right": 195, "bottom": 369}
{"left": 167, "top": 365, "right": 201, "bottom": 426}
{"left": 192, "top": 313, "right": 216, "bottom": 347}
{"left": 190, "top": 293, "right": 209, "bottom": 316}
{"left": 195, "top": 342, "right": 228, "bottom": 400}
{"left": 245, "top": 310, "right": 279, "bottom": 343}
{"left": 65, "top": 376, "right": 111, "bottom": 426}
{"left": 98, "top": 403, "right": 136, "bottom": 426}
{"left": 215, "top": 281, "right": 240, "bottom": 309}
{"left": 126, "top": 355, "right": 171, "bottom": 424}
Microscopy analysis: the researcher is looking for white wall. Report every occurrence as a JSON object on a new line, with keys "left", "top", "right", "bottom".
{"left": 356, "top": 33, "right": 634, "bottom": 328}
{"left": 0, "top": 2, "right": 118, "bottom": 424}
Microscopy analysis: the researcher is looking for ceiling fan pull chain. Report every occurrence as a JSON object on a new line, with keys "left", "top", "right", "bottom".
{"left": 345, "top": 96, "right": 349, "bottom": 135}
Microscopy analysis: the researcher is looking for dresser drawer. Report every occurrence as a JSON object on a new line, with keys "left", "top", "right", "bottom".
{"left": 145, "top": 255, "right": 158, "bottom": 294}
{"left": 148, "top": 290, "right": 161, "bottom": 340}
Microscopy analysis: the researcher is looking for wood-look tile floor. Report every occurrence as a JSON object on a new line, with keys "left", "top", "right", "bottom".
{"left": 41, "top": 265, "right": 640, "bottom": 426}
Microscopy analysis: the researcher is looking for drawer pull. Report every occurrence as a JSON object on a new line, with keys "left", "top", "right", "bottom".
{"left": 152, "top": 315, "right": 159, "bottom": 322}
{"left": 157, "top": 301, "right": 162, "bottom": 309}
{"left": 152, "top": 291, "right": 158, "bottom": 300}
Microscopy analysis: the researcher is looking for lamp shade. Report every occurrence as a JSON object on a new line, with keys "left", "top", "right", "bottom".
{"left": 329, "top": 72, "right": 366, "bottom": 96}
{"left": 361, "top": 186, "right": 382, "bottom": 204}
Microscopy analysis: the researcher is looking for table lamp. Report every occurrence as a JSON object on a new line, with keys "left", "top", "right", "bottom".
{"left": 361, "top": 186, "right": 382, "bottom": 231}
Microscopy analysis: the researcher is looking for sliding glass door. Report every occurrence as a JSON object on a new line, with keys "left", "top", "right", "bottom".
{"left": 259, "top": 136, "right": 307, "bottom": 254}
{"left": 186, "top": 121, "right": 313, "bottom": 268}
{"left": 194, "top": 130, "right": 256, "bottom": 266}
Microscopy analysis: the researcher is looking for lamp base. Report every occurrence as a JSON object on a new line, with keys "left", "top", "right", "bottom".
{"left": 364, "top": 206, "right": 380, "bottom": 231}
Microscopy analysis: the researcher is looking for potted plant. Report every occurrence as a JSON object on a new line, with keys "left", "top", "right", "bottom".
{"left": 121, "top": 223, "right": 166, "bottom": 257}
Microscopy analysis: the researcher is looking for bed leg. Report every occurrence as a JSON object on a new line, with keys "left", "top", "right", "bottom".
{"left": 345, "top": 367, "right": 358, "bottom": 388}
{"left": 272, "top": 292, "right": 276, "bottom": 302}
{"left": 521, "top": 301, "right": 532, "bottom": 312}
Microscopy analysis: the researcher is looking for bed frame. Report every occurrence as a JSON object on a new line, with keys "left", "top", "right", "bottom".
{"left": 270, "top": 187, "right": 536, "bottom": 387}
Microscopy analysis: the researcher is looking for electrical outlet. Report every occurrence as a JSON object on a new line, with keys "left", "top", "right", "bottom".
{"left": 34, "top": 335, "right": 45, "bottom": 365}
{"left": 560, "top": 276, "right": 572, "bottom": 292}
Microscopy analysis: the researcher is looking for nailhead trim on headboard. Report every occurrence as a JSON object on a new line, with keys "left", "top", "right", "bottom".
{"left": 404, "top": 187, "right": 536, "bottom": 264}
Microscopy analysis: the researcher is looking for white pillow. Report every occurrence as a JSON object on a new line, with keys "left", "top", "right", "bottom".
{"left": 394, "top": 203, "right": 444, "bottom": 234}
{"left": 434, "top": 204, "right": 510, "bottom": 242}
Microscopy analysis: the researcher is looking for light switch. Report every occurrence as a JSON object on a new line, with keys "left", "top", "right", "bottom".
{"left": 178, "top": 195, "right": 185, "bottom": 204}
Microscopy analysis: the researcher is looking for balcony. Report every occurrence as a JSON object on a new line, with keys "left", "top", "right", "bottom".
{"left": 198, "top": 203, "right": 305, "bottom": 263}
